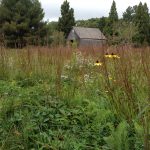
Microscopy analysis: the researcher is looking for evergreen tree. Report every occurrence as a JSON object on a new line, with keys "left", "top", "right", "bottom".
{"left": 109, "top": 0, "right": 118, "bottom": 24}
{"left": 107, "top": 0, "right": 118, "bottom": 36}
{"left": 58, "top": 0, "right": 75, "bottom": 38}
{"left": 133, "top": 2, "right": 150, "bottom": 44}
{"left": 0, "top": 0, "right": 46, "bottom": 47}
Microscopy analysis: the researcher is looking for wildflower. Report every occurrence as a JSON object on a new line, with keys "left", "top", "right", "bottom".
{"left": 105, "top": 53, "right": 120, "bottom": 59}
{"left": 61, "top": 75, "right": 68, "bottom": 80}
{"left": 84, "top": 74, "right": 90, "bottom": 83}
{"left": 105, "top": 54, "right": 113, "bottom": 58}
{"left": 94, "top": 60, "right": 102, "bottom": 66}
{"left": 112, "top": 53, "right": 120, "bottom": 59}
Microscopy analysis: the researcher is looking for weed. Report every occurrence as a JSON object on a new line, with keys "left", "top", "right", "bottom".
{"left": 0, "top": 46, "right": 149, "bottom": 149}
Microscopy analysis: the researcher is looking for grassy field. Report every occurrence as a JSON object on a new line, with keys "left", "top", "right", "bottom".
{"left": 0, "top": 46, "right": 149, "bottom": 150}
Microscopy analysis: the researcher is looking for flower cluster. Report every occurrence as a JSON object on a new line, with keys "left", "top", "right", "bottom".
{"left": 105, "top": 53, "right": 120, "bottom": 59}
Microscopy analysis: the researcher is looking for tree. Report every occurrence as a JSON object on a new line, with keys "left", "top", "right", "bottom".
{"left": 99, "top": 17, "right": 107, "bottom": 32}
{"left": 133, "top": 2, "right": 150, "bottom": 45}
{"left": 123, "top": 6, "right": 134, "bottom": 22}
{"left": 114, "top": 21, "right": 137, "bottom": 44}
{"left": 76, "top": 18, "right": 100, "bottom": 28}
{"left": 109, "top": 0, "right": 118, "bottom": 24}
{"left": 0, "top": 0, "right": 46, "bottom": 47}
{"left": 107, "top": 0, "right": 118, "bottom": 37}
{"left": 58, "top": 0, "right": 75, "bottom": 38}
{"left": 51, "top": 31, "right": 65, "bottom": 47}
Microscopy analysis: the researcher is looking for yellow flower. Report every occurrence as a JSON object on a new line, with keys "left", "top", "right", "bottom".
{"left": 94, "top": 62, "right": 103, "bottom": 66}
{"left": 94, "top": 60, "right": 102, "bottom": 66}
{"left": 105, "top": 54, "right": 113, "bottom": 58}
{"left": 105, "top": 53, "right": 120, "bottom": 59}
{"left": 112, "top": 55, "right": 120, "bottom": 59}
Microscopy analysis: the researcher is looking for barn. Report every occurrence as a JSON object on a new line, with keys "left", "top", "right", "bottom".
{"left": 67, "top": 27, "right": 106, "bottom": 47}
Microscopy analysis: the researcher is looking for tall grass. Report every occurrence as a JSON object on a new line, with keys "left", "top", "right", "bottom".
{"left": 0, "top": 45, "right": 149, "bottom": 149}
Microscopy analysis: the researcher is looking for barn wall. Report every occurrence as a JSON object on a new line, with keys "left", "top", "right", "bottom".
{"left": 67, "top": 30, "right": 80, "bottom": 47}
{"left": 79, "top": 39, "right": 106, "bottom": 47}
{"left": 67, "top": 30, "right": 79, "bottom": 41}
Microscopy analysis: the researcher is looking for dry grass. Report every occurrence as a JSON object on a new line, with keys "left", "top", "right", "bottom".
{"left": 0, "top": 45, "right": 149, "bottom": 149}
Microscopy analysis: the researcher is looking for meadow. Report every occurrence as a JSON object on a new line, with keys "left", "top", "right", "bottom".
{"left": 0, "top": 46, "right": 149, "bottom": 150}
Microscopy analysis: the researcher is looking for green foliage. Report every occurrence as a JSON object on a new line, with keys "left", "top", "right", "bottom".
{"left": 104, "top": 121, "right": 129, "bottom": 150}
{"left": 0, "top": 0, "right": 46, "bottom": 47}
{"left": 0, "top": 46, "right": 149, "bottom": 149}
{"left": 58, "top": 0, "right": 75, "bottom": 38}
{"left": 0, "top": 80, "right": 114, "bottom": 150}
{"left": 109, "top": 0, "right": 118, "bottom": 24}
{"left": 133, "top": 2, "right": 150, "bottom": 45}
{"left": 76, "top": 18, "right": 100, "bottom": 28}
{"left": 112, "top": 21, "right": 138, "bottom": 44}
{"left": 123, "top": 6, "right": 135, "bottom": 22}
{"left": 122, "top": 3, "right": 150, "bottom": 46}
{"left": 99, "top": 17, "right": 107, "bottom": 32}
{"left": 51, "top": 31, "right": 65, "bottom": 47}
{"left": 43, "top": 21, "right": 59, "bottom": 46}
{"left": 104, "top": 0, "right": 119, "bottom": 38}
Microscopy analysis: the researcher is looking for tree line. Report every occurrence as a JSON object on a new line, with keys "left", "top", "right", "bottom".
{"left": 0, "top": 0, "right": 150, "bottom": 48}
{"left": 76, "top": 1, "right": 150, "bottom": 46}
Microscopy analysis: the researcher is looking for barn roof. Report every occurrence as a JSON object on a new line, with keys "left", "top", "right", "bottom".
{"left": 72, "top": 27, "right": 106, "bottom": 40}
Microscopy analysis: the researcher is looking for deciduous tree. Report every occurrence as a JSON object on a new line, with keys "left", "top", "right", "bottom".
{"left": 123, "top": 6, "right": 134, "bottom": 22}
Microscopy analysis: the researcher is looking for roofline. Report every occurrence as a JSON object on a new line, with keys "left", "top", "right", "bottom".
{"left": 79, "top": 38, "right": 107, "bottom": 40}
{"left": 69, "top": 26, "right": 107, "bottom": 40}
{"left": 74, "top": 30, "right": 80, "bottom": 40}
{"left": 73, "top": 26, "right": 100, "bottom": 29}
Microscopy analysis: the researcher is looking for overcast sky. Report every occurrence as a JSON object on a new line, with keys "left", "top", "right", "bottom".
{"left": 39, "top": 0, "right": 150, "bottom": 21}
